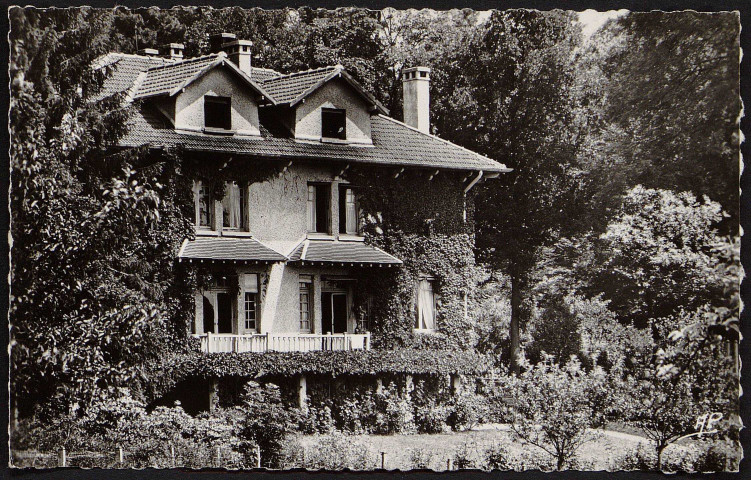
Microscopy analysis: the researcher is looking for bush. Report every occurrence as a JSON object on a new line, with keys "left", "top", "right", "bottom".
{"left": 483, "top": 444, "right": 512, "bottom": 471}
{"left": 448, "top": 393, "right": 489, "bottom": 431}
{"left": 237, "top": 381, "right": 296, "bottom": 468}
{"left": 692, "top": 439, "right": 741, "bottom": 472}
{"left": 499, "top": 357, "right": 609, "bottom": 470}
{"left": 372, "top": 383, "right": 416, "bottom": 434}
{"left": 453, "top": 442, "right": 482, "bottom": 469}
{"left": 291, "top": 433, "right": 374, "bottom": 470}
{"left": 610, "top": 443, "right": 657, "bottom": 471}
{"left": 414, "top": 399, "right": 451, "bottom": 433}
{"left": 408, "top": 448, "right": 436, "bottom": 470}
{"left": 298, "top": 404, "right": 336, "bottom": 435}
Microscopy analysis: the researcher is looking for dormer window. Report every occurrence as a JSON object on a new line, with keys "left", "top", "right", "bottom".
{"left": 204, "top": 96, "right": 231, "bottom": 131}
{"left": 321, "top": 108, "right": 346, "bottom": 140}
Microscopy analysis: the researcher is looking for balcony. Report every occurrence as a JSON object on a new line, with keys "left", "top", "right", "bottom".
{"left": 196, "top": 332, "right": 371, "bottom": 353}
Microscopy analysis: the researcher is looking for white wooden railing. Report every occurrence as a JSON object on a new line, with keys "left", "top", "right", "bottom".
{"left": 196, "top": 332, "right": 371, "bottom": 353}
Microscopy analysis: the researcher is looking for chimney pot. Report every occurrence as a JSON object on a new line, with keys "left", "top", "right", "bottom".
{"left": 159, "top": 43, "right": 184, "bottom": 61}
{"left": 223, "top": 39, "right": 253, "bottom": 76}
{"left": 402, "top": 66, "right": 431, "bottom": 134}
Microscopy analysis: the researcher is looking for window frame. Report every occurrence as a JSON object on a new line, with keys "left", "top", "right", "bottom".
{"left": 414, "top": 277, "right": 437, "bottom": 332}
{"left": 204, "top": 95, "right": 232, "bottom": 131}
{"left": 299, "top": 276, "right": 313, "bottom": 333}
{"left": 244, "top": 291, "right": 258, "bottom": 332}
{"left": 307, "top": 183, "right": 331, "bottom": 234}
{"left": 339, "top": 185, "right": 361, "bottom": 235}
{"left": 222, "top": 181, "right": 247, "bottom": 231}
{"left": 321, "top": 108, "right": 347, "bottom": 140}
{"left": 195, "top": 181, "right": 213, "bottom": 229}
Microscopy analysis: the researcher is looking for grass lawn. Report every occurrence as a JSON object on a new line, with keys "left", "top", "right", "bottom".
{"left": 294, "top": 425, "right": 664, "bottom": 471}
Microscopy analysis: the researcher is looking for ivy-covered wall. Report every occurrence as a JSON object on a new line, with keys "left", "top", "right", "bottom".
{"left": 345, "top": 167, "right": 484, "bottom": 351}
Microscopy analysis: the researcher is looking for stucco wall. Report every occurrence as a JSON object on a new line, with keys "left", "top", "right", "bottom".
{"left": 248, "top": 162, "right": 350, "bottom": 255}
{"left": 175, "top": 67, "right": 261, "bottom": 136}
{"left": 294, "top": 79, "right": 372, "bottom": 144}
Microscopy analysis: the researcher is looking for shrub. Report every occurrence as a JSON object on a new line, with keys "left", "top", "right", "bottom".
{"left": 500, "top": 357, "right": 609, "bottom": 470}
{"left": 691, "top": 439, "right": 741, "bottom": 472}
{"left": 483, "top": 444, "right": 512, "bottom": 471}
{"left": 408, "top": 448, "right": 436, "bottom": 470}
{"left": 372, "top": 383, "right": 416, "bottom": 434}
{"left": 414, "top": 399, "right": 451, "bottom": 434}
{"left": 610, "top": 443, "right": 657, "bottom": 471}
{"left": 237, "top": 381, "right": 296, "bottom": 468}
{"left": 294, "top": 433, "right": 374, "bottom": 470}
{"left": 453, "top": 442, "right": 482, "bottom": 469}
{"left": 448, "top": 393, "right": 489, "bottom": 431}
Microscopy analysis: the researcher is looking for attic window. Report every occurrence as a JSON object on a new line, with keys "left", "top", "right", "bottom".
{"left": 204, "top": 96, "right": 231, "bottom": 131}
{"left": 322, "top": 108, "right": 346, "bottom": 140}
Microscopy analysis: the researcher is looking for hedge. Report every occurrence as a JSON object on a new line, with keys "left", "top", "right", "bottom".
{"left": 153, "top": 349, "right": 493, "bottom": 394}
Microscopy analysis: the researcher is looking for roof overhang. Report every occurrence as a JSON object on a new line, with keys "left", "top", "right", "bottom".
{"left": 289, "top": 239, "right": 402, "bottom": 266}
{"left": 177, "top": 236, "right": 287, "bottom": 264}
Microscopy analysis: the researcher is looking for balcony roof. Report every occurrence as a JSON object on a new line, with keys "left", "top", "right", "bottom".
{"left": 178, "top": 235, "right": 287, "bottom": 264}
{"left": 288, "top": 239, "right": 402, "bottom": 266}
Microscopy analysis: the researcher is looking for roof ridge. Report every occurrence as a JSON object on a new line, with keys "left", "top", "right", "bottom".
{"left": 252, "top": 66, "right": 282, "bottom": 73}
{"left": 145, "top": 52, "right": 220, "bottom": 72}
{"left": 375, "top": 114, "right": 509, "bottom": 171}
{"left": 261, "top": 65, "right": 339, "bottom": 83}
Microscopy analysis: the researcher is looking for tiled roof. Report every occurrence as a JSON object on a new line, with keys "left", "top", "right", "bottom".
{"left": 259, "top": 66, "right": 339, "bottom": 103}
{"left": 250, "top": 67, "right": 283, "bottom": 82}
{"left": 288, "top": 239, "right": 402, "bottom": 266}
{"left": 135, "top": 54, "right": 220, "bottom": 98}
{"left": 94, "top": 53, "right": 174, "bottom": 100}
{"left": 120, "top": 106, "right": 509, "bottom": 172}
{"left": 178, "top": 236, "right": 287, "bottom": 263}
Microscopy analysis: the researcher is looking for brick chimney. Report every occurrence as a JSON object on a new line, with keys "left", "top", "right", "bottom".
{"left": 159, "top": 43, "right": 184, "bottom": 61}
{"left": 402, "top": 66, "right": 431, "bottom": 134}
{"left": 209, "top": 32, "right": 237, "bottom": 53}
{"left": 223, "top": 39, "right": 253, "bottom": 76}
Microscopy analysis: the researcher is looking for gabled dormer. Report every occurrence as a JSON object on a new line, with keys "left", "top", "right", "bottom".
{"left": 132, "top": 47, "right": 276, "bottom": 137}
{"left": 260, "top": 65, "right": 388, "bottom": 145}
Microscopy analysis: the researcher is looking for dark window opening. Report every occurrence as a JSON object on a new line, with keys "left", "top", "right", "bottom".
{"left": 307, "top": 183, "right": 331, "bottom": 233}
{"left": 204, "top": 96, "right": 232, "bottom": 130}
{"left": 321, "top": 108, "right": 346, "bottom": 140}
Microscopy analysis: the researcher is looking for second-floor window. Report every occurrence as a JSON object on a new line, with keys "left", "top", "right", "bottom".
{"left": 321, "top": 108, "right": 346, "bottom": 140}
{"left": 339, "top": 186, "right": 360, "bottom": 235}
{"left": 205, "top": 96, "right": 231, "bottom": 130}
{"left": 196, "top": 182, "right": 212, "bottom": 228}
{"left": 222, "top": 181, "right": 246, "bottom": 230}
{"left": 307, "top": 183, "right": 331, "bottom": 234}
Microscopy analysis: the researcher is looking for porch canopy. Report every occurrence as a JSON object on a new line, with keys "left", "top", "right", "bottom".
{"left": 178, "top": 236, "right": 287, "bottom": 264}
{"left": 288, "top": 239, "right": 402, "bottom": 267}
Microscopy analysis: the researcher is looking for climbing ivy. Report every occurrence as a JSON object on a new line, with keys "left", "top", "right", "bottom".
{"left": 345, "top": 167, "right": 484, "bottom": 351}
{"left": 149, "top": 349, "right": 492, "bottom": 399}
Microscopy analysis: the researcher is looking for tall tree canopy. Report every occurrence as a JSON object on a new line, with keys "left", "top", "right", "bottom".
{"left": 581, "top": 12, "right": 741, "bottom": 233}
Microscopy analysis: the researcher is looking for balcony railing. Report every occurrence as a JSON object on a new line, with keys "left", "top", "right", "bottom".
{"left": 196, "top": 332, "right": 371, "bottom": 353}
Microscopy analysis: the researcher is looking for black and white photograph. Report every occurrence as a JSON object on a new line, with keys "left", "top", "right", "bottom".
{"left": 7, "top": 3, "right": 744, "bottom": 473}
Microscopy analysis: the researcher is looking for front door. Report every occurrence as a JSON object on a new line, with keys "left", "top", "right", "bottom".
{"left": 322, "top": 292, "right": 348, "bottom": 334}
{"left": 216, "top": 292, "right": 233, "bottom": 334}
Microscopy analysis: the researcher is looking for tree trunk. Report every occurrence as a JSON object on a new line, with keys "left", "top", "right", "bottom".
{"left": 557, "top": 454, "right": 565, "bottom": 471}
{"left": 510, "top": 273, "right": 521, "bottom": 375}
{"left": 656, "top": 444, "right": 665, "bottom": 471}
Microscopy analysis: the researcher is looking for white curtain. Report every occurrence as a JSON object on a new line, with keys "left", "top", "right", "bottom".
{"left": 345, "top": 189, "right": 358, "bottom": 234}
{"left": 223, "top": 183, "right": 242, "bottom": 228}
{"left": 417, "top": 279, "right": 435, "bottom": 330}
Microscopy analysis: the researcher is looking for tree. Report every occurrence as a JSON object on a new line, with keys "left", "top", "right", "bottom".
{"left": 9, "top": 7, "right": 193, "bottom": 417}
{"left": 501, "top": 357, "right": 609, "bottom": 470}
{"left": 586, "top": 186, "right": 728, "bottom": 329}
{"left": 626, "top": 306, "right": 738, "bottom": 469}
{"left": 581, "top": 12, "right": 741, "bottom": 233}
{"left": 430, "top": 10, "right": 591, "bottom": 373}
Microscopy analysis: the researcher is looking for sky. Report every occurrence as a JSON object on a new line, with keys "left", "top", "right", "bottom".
{"left": 578, "top": 9, "right": 629, "bottom": 37}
